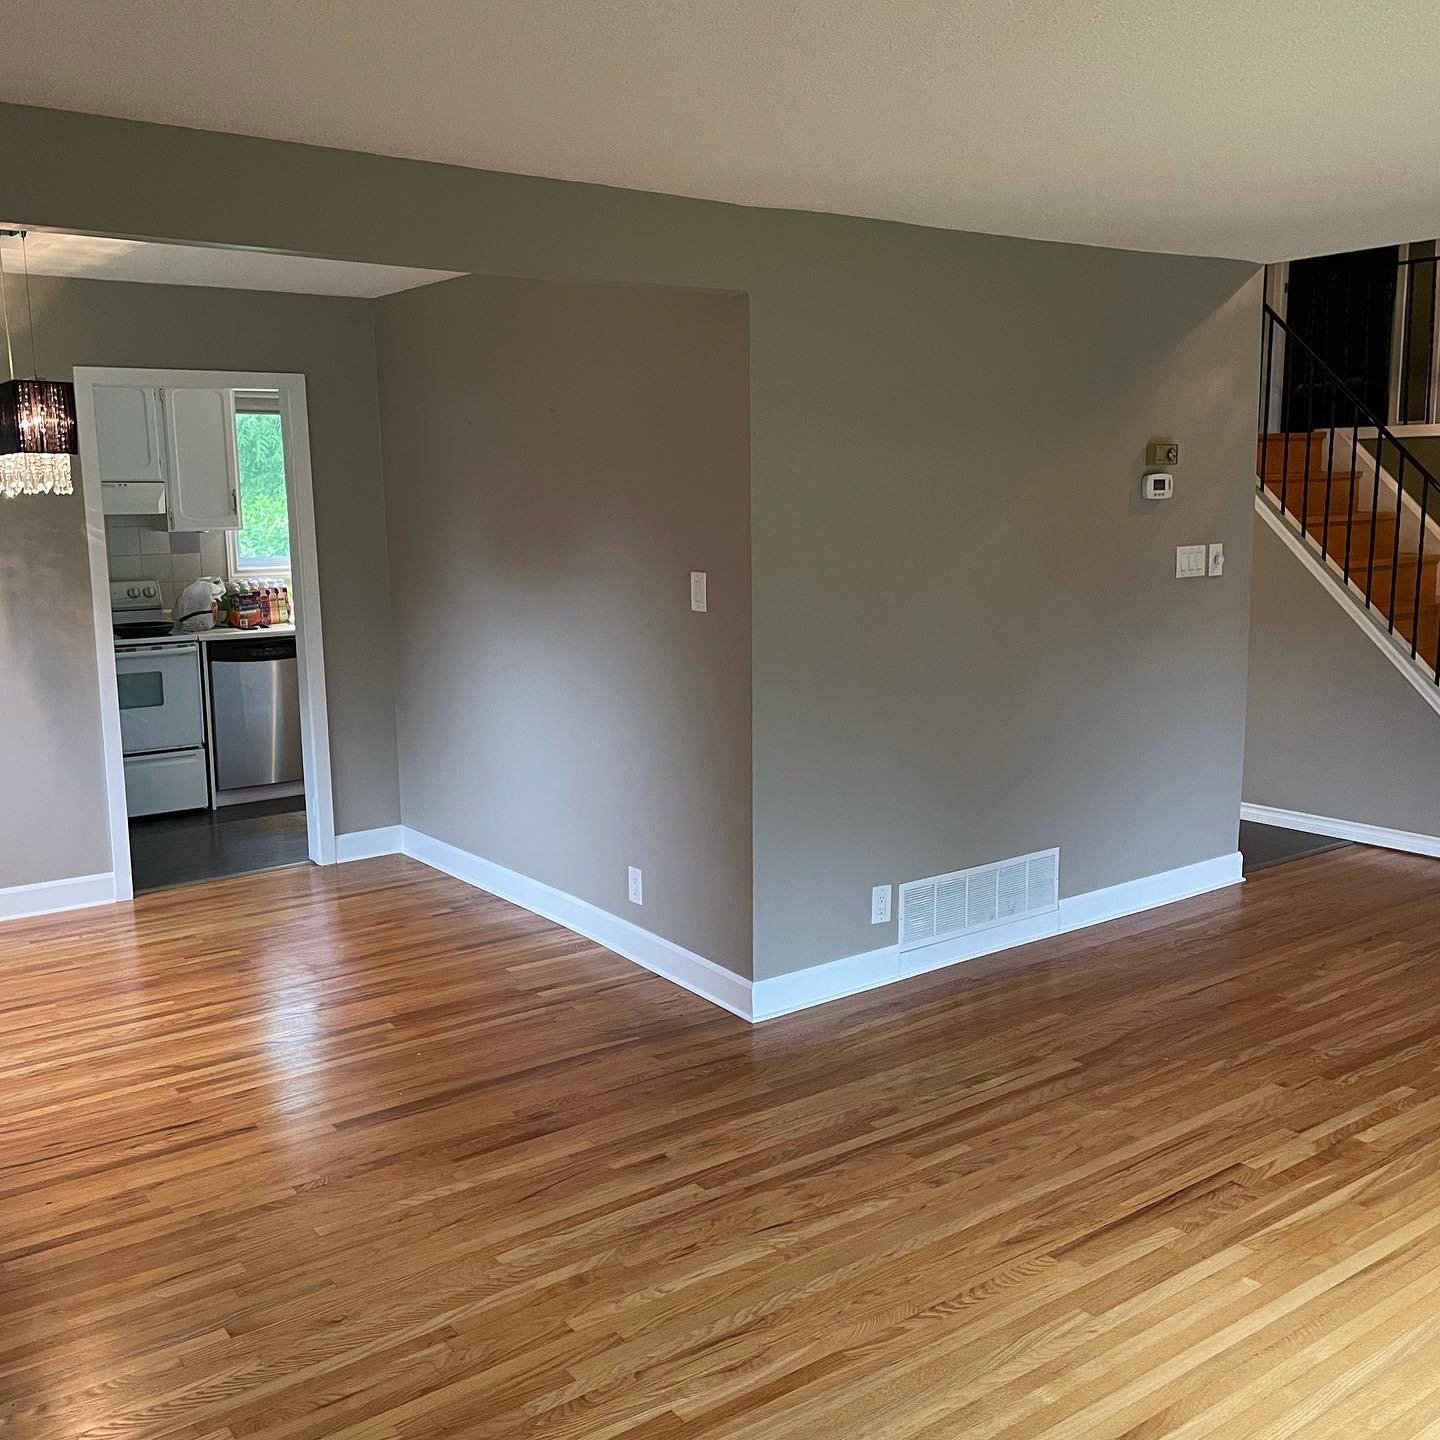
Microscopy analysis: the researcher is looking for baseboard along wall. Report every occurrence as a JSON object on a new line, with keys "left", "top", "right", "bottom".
{"left": 2, "top": 832, "right": 1244, "bottom": 1019}
{"left": 0, "top": 871, "right": 117, "bottom": 923}
{"left": 1240, "top": 803, "right": 1440, "bottom": 859}
{"left": 337, "top": 829, "right": 1244, "bottom": 1023}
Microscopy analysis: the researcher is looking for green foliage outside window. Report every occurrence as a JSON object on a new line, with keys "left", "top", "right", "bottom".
{"left": 234, "top": 411, "right": 291, "bottom": 568}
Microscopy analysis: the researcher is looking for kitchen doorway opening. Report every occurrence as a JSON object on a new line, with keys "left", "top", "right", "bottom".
{"left": 75, "top": 367, "right": 336, "bottom": 899}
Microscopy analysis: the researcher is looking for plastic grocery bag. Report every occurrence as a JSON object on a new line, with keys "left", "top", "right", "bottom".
{"left": 173, "top": 577, "right": 225, "bottom": 633}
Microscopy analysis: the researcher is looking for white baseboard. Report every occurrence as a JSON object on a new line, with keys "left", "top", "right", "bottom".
{"left": 0, "top": 834, "right": 1247, "bottom": 1023}
{"left": 1241, "top": 803, "right": 1440, "bottom": 859}
{"left": 1058, "top": 851, "right": 1244, "bottom": 928}
{"left": 751, "top": 943, "right": 901, "bottom": 1022}
{"left": 0, "top": 832, "right": 1246, "bottom": 1023}
{"left": 399, "top": 828, "right": 753, "bottom": 1020}
{"left": 751, "top": 851, "right": 1244, "bottom": 1022}
{"left": 335, "top": 826, "right": 404, "bottom": 862}
{"left": 0, "top": 871, "right": 117, "bottom": 923}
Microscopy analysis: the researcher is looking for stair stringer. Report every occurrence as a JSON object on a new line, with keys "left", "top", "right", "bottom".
{"left": 1254, "top": 489, "right": 1440, "bottom": 719}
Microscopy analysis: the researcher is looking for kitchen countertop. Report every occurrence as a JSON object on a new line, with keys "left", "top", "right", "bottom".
{"left": 114, "top": 623, "right": 297, "bottom": 649}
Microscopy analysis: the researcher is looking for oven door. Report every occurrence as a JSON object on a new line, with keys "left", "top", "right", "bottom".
{"left": 115, "top": 643, "right": 204, "bottom": 755}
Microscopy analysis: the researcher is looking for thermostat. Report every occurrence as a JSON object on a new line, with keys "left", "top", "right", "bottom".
{"left": 1141, "top": 472, "right": 1174, "bottom": 501}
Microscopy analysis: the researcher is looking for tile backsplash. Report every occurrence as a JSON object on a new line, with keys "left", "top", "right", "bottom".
{"left": 106, "top": 516, "right": 230, "bottom": 614}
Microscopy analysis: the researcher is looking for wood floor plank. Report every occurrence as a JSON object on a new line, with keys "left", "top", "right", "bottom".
{"left": 5, "top": 847, "right": 1440, "bottom": 1436}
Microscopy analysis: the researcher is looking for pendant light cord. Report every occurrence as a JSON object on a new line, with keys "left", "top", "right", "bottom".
{"left": 0, "top": 237, "right": 13, "bottom": 382}
{"left": 19, "top": 232, "right": 37, "bottom": 378}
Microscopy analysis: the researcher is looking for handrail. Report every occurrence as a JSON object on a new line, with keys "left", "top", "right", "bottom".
{"left": 1259, "top": 301, "right": 1440, "bottom": 678}
{"left": 1262, "top": 302, "right": 1440, "bottom": 501}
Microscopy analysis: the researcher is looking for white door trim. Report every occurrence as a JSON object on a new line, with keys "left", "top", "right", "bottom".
{"left": 74, "top": 366, "right": 336, "bottom": 900}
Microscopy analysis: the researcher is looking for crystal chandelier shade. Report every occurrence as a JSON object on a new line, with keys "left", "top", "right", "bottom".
{"left": 0, "top": 233, "right": 78, "bottom": 500}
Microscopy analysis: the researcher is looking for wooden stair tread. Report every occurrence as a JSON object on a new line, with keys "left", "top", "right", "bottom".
{"left": 1260, "top": 432, "right": 1440, "bottom": 673}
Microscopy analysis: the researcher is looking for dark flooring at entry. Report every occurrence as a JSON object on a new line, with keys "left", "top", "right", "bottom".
{"left": 129, "top": 794, "right": 309, "bottom": 892}
{"left": 1239, "top": 818, "right": 1349, "bottom": 874}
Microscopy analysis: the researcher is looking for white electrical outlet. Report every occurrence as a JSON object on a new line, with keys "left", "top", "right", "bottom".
{"left": 871, "top": 884, "right": 892, "bottom": 925}
{"left": 1208, "top": 542, "right": 1225, "bottom": 577}
{"left": 1176, "top": 544, "right": 1207, "bottom": 579}
{"left": 628, "top": 866, "right": 643, "bottom": 905}
{"left": 690, "top": 571, "right": 707, "bottom": 612}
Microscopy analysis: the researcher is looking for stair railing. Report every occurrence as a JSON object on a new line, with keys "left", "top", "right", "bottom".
{"left": 1259, "top": 301, "right": 1440, "bottom": 680}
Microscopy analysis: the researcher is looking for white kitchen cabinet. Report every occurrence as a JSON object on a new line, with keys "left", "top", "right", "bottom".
{"left": 164, "top": 386, "right": 241, "bottom": 532}
{"left": 94, "top": 384, "right": 165, "bottom": 484}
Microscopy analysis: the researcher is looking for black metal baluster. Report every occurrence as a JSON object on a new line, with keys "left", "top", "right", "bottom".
{"left": 1410, "top": 476, "right": 1429, "bottom": 659}
{"left": 1360, "top": 267, "right": 1376, "bottom": 424}
{"left": 1429, "top": 259, "right": 1438, "bottom": 424}
{"left": 1257, "top": 298, "right": 1266, "bottom": 473}
{"left": 1345, "top": 412, "right": 1359, "bottom": 585}
{"left": 1260, "top": 308, "right": 1275, "bottom": 490}
{"left": 1388, "top": 452, "right": 1406, "bottom": 632}
{"left": 1433, "top": 487, "right": 1440, "bottom": 679}
{"left": 1280, "top": 372, "right": 1292, "bottom": 516}
{"left": 1302, "top": 349, "right": 1316, "bottom": 532}
{"left": 1366, "top": 420, "right": 1384, "bottom": 610}
{"left": 1322, "top": 392, "right": 1338, "bottom": 560}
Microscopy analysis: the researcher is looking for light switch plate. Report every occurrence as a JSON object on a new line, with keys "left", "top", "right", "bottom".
{"left": 1208, "top": 542, "right": 1225, "bottom": 577}
{"left": 690, "top": 571, "right": 707, "bottom": 612}
{"left": 1176, "top": 544, "right": 1206, "bottom": 579}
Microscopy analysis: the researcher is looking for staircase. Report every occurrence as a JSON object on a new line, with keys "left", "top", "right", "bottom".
{"left": 1257, "top": 304, "right": 1440, "bottom": 688}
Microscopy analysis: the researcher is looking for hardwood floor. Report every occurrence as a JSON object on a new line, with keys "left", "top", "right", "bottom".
{"left": 5, "top": 847, "right": 1440, "bottom": 1438}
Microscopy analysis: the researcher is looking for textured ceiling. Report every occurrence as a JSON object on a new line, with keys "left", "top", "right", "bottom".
{"left": 1, "top": 0, "right": 1436, "bottom": 262}
{"left": 0, "top": 233, "right": 457, "bottom": 298}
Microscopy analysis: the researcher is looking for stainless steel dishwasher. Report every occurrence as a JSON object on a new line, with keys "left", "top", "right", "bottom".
{"left": 209, "top": 636, "right": 304, "bottom": 792}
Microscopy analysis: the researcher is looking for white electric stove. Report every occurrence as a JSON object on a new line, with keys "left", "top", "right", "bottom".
{"left": 111, "top": 580, "right": 208, "bottom": 816}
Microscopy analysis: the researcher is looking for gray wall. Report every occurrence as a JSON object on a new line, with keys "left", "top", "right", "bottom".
{"left": 375, "top": 275, "right": 752, "bottom": 977}
{"left": 751, "top": 247, "right": 1261, "bottom": 976}
{"left": 3, "top": 107, "right": 1263, "bottom": 987}
{"left": 0, "top": 471, "right": 111, "bottom": 887}
{"left": 1244, "top": 513, "right": 1440, "bottom": 835}
{"left": 0, "top": 274, "right": 399, "bottom": 892}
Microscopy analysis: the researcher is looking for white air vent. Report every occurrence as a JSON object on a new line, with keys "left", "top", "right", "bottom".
{"left": 899, "top": 848, "right": 1059, "bottom": 953}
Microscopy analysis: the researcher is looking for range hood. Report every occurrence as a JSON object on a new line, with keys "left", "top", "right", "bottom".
{"left": 102, "top": 480, "right": 167, "bottom": 516}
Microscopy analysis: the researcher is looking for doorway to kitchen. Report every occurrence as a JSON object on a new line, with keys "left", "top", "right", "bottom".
{"left": 75, "top": 366, "right": 336, "bottom": 900}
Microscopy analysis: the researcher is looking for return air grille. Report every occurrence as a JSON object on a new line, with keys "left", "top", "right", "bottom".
{"left": 899, "top": 848, "right": 1059, "bottom": 953}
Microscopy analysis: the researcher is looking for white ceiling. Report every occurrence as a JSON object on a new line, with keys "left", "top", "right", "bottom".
{"left": 0, "top": 232, "right": 458, "bottom": 298}
{"left": 2, "top": 0, "right": 1438, "bottom": 262}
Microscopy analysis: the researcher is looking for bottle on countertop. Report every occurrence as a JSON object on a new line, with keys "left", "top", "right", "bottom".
{"left": 231, "top": 581, "right": 263, "bottom": 630}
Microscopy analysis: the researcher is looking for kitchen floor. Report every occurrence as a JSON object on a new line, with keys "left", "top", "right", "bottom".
{"left": 128, "top": 794, "right": 309, "bottom": 893}
{"left": 1239, "top": 818, "right": 1349, "bottom": 874}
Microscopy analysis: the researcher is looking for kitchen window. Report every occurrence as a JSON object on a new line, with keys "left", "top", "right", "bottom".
{"left": 226, "top": 393, "right": 292, "bottom": 575}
